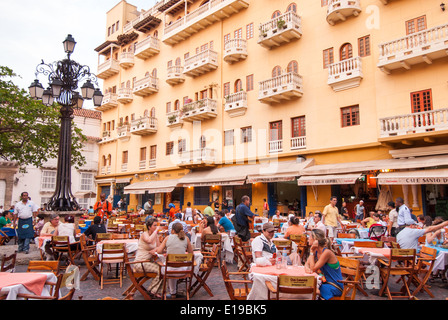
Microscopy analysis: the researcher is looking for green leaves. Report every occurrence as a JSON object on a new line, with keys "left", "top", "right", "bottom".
{"left": 0, "top": 66, "right": 86, "bottom": 172}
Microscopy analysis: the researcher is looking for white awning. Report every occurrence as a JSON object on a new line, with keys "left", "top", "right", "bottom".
{"left": 74, "top": 191, "right": 97, "bottom": 199}
{"left": 297, "top": 173, "right": 363, "bottom": 186}
{"left": 115, "top": 178, "right": 132, "bottom": 184}
{"left": 123, "top": 179, "right": 179, "bottom": 194}
{"left": 178, "top": 164, "right": 258, "bottom": 187}
{"left": 376, "top": 169, "right": 448, "bottom": 185}
{"left": 246, "top": 159, "right": 314, "bottom": 183}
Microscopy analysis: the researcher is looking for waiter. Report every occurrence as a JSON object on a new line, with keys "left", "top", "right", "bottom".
{"left": 94, "top": 193, "right": 112, "bottom": 223}
{"left": 13, "top": 192, "right": 39, "bottom": 254}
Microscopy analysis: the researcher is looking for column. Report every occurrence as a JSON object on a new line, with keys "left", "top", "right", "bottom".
{"left": 411, "top": 185, "right": 419, "bottom": 209}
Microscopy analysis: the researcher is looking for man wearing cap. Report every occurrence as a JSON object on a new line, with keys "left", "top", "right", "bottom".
{"left": 397, "top": 219, "right": 448, "bottom": 250}
{"left": 168, "top": 213, "right": 190, "bottom": 239}
{"left": 354, "top": 200, "right": 365, "bottom": 221}
{"left": 251, "top": 222, "right": 277, "bottom": 266}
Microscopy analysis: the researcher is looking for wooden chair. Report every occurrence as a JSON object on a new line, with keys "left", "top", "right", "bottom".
{"left": 390, "top": 242, "right": 401, "bottom": 249}
{"left": 79, "top": 234, "right": 100, "bottom": 281}
{"left": 417, "top": 236, "right": 426, "bottom": 245}
{"left": 0, "top": 251, "right": 17, "bottom": 272}
{"left": 378, "top": 248, "right": 416, "bottom": 300}
{"left": 233, "top": 236, "right": 253, "bottom": 272}
{"left": 273, "top": 239, "right": 293, "bottom": 255}
{"left": 345, "top": 224, "right": 358, "bottom": 231}
{"left": 99, "top": 243, "right": 127, "bottom": 289}
{"left": 290, "top": 234, "right": 309, "bottom": 263}
{"left": 353, "top": 241, "right": 383, "bottom": 248}
{"left": 190, "top": 244, "right": 219, "bottom": 298}
{"left": 381, "top": 236, "right": 396, "bottom": 248}
{"left": 27, "top": 260, "right": 59, "bottom": 275}
{"left": 0, "top": 230, "right": 10, "bottom": 246}
{"left": 334, "top": 256, "right": 367, "bottom": 299}
{"left": 107, "top": 224, "right": 119, "bottom": 233}
{"left": 250, "top": 232, "right": 261, "bottom": 239}
{"left": 272, "top": 219, "right": 281, "bottom": 231}
{"left": 111, "top": 233, "right": 130, "bottom": 240}
{"left": 95, "top": 232, "right": 113, "bottom": 244}
{"left": 51, "top": 236, "right": 79, "bottom": 272}
{"left": 220, "top": 260, "right": 252, "bottom": 300}
{"left": 161, "top": 253, "right": 195, "bottom": 300}
{"left": 411, "top": 246, "right": 438, "bottom": 298}
{"left": 266, "top": 275, "right": 317, "bottom": 300}
{"left": 201, "top": 233, "right": 222, "bottom": 255}
{"left": 337, "top": 233, "right": 356, "bottom": 239}
{"left": 123, "top": 255, "right": 161, "bottom": 300}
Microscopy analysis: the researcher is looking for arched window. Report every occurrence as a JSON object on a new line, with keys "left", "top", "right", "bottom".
{"left": 143, "top": 109, "right": 149, "bottom": 117}
{"left": 151, "top": 68, "right": 157, "bottom": 78}
{"left": 234, "top": 79, "right": 243, "bottom": 92}
{"left": 174, "top": 100, "right": 180, "bottom": 111}
{"left": 102, "top": 155, "right": 107, "bottom": 167}
{"left": 175, "top": 57, "right": 181, "bottom": 66}
{"left": 287, "top": 3, "right": 297, "bottom": 13}
{"left": 272, "top": 65, "right": 282, "bottom": 78}
{"left": 150, "top": 107, "right": 156, "bottom": 118}
{"left": 126, "top": 80, "right": 131, "bottom": 88}
{"left": 124, "top": 116, "right": 129, "bottom": 124}
{"left": 199, "top": 135, "right": 206, "bottom": 149}
{"left": 340, "top": 43, "right": 353, "bottom": 61}
{"left": 145, "top": 71, "right": 150, "bottom": 77}
{"left": 287, "top": 60, "right": 298, "bottom": 74}
{"left": 107, "top": 154, "right": 112, "bottom": 166}
{"left": 271, "top": 10, "right": 281, "bottom": 19}
{"left": 154, "top": 30, "right": 158, "bottom": 38}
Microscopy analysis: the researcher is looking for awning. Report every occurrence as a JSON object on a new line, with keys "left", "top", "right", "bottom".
{"left": 123, "top": 179, "right": 179, "bottom": 194}
{"left": 115, "top": 178, "right": 132, "bottom": 184}
{"left": 246, "top": 159, "right": 314, "bottom": 183}
{"left": 178, "top": 165, "right": 252, "bottom": 187}
{"left": 301, "top": 154, "right": 448, "bottom": 176}
{"left": 297, "top": 173, "right": 363, "bottom": 186}
{"left": 376, "top": 169, "right": 448, "bottom": 185}
{"left": 74, "top": 191, "right": 96, "bottom": 199}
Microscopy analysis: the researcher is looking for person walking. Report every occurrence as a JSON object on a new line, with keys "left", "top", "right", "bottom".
{"left": 322, "top": 196, "right": 343, "bottom": 241}
{"left": 232, "top": 195, "right": 254, "bottom": 242}
{"left": 13, "top": 192, "right": 39, "bottom": 254}
{"left": 354, "top": 200, "right": 365, "bottom": 221}
{"left": 94, "top": 193, "right": 112, "bottom": 223}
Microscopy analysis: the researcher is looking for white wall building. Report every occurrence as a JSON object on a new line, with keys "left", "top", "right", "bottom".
{"left": 12, "top": 108, "right": 101, "bottom": 210}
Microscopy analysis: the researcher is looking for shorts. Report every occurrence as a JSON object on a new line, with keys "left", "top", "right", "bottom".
{"left": 326, "top": 226, "right": 337, "bottom": 238}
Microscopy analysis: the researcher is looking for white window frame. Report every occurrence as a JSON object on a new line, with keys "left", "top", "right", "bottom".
{"left": 41, "top": 170, "right": 57, "bottom": 191}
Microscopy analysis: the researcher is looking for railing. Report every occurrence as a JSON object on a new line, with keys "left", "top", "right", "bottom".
{"left": 225, "top": 91, "right": 247, "bottom": 105}
{"left": 120, "top": 52, "right": 134, "bottom": 60}
{"left": 118, "top": 88, "right": 133, "bottom": 96}
{"left": 106, "top": 166, "right": 111, "bottom": 174}
{"left": 167, "top": 65, "right": 184, "bottom": 76}
{"left": 328, "top": 57, "right": 362, "bottom": 78}
{"left": 98, "top": 59, "right": 119, "bottom": 73}
{"left": 101, "top": 93, "right": 118, "bottom": 105}
{"left": 259, "top": 72, "right": 303, "bottom": 92}
{"left": 102, "top": 130, "right": 111, "bottom": 138}
{"left": 378, "top": 23, "right": 448, "bottom": 59}
{"left": 121, "top": 163, "right": 128, "bottom": 172}
{"left": 291, "top": 136, "right": 306, "bottom": 150}
{"left": 380, "top": 108, "right": 448, "bottom": 137}
{"left": 184, "top": 49, "right": 218, "bottom": 69}
{"left": 181, "top": 98, "right": 217, "bottom": 117}
{"left": 101, "top": 166, "right": 106, "bottom": 175}
{"left": 269, "top": 140, "right": 283, "bottom": 153}
{"left": 117, "top": 125, "right": 130, "bottom": 135}
{"left": 225, "top": 38, "right": 247, "bottom": 52}
{"left": 149, "top": 159, "right": 156, "bottom": 168}
{"left": 327, "top": 0, "right": 361, "bottom": 15}
{"left": 166, "top": 111, "right": 183, "bottom": 127}
{"left": 179, "top": 148, "right": 216, "bottom": 164}
{"left": 131, "top": 116, "right": 158, "bottom": 129}
{"left": 139, "top": 160, "right": 146, "bottom": 170}
{"left": 123, "top": 5, "right": 163, "bottom": 33}
{"left": 259, "top": 10, "right": 301, "bottom": 35}
{"left": 133, "top": 75, "right": 159, "bottom": 90}
{"left": 135, "top": 36, "right": 160, "bottom": 52}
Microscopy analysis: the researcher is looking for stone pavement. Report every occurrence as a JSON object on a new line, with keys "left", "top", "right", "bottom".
{"left": 1, "top": 240, "right": 448, "bottom": 301}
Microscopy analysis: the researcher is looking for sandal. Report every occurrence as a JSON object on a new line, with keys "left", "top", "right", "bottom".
{"left": 441, "top": 275, "right": 447, "bottom": 283}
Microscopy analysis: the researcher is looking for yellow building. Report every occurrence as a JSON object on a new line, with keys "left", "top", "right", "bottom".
{"left": 94, "top": 0, "right": 448, "bottom": 220}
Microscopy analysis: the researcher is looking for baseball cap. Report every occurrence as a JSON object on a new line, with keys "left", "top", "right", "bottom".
{"left": 175, "top": 213, "right": 182, "bottom": 219}
{"left": 262, "top": 222, "right": 275, "bottom": 232}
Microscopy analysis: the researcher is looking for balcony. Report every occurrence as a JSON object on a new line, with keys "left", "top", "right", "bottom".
{"left": 97, "top": 59, "right": 119, "bottom": 79}
{"left": 162, "top": 0, "right": 250, "bottom": 46}
{"left": 135, "top": 36, "right": 160, "bottom": 60}
{"left": 133, "top": 75, "right": 159, "bottom": 97}
{"left": 326, "top": 0, "right": 361, "bottom": 26}
{"left": 149, "top": 159, "right": 156, "bottom": 169}
{"left": 258, "top": 11, "right": 302, "bottom": 49}
{"left": 166, "top": 66, "right": 185, "bottom": 85}
{"left": 269, "top": 140, "right": 283, "bottom": 153}
{"left": 95, "top": 93, "right": 118, "bottom": 112}
{"left": 121, "top": 163, "right": 128, "bottom": 172}
{"left": 224, "top": 91, "right": 247, "bottom": 117}
{"left": 377, "top": 23, "right": 448, "bottom": 74}
{"left": 139, "top": 160, "right": 146, "bottom": 170}
{"left": 224, "top": 39, "right": 248, "bottom": 63}
{"left": 166, "top": 111, "right": 184, "bottom": 129}
{"left": 181, "top": 98, "right": 218, "bottom": 122}
{"left": 130, "top": 116, "right": 158, "bottom": 135}
{"left": 258, "top": 72, "right": 303, "bottom": 104}
{"left": 178, "top": 148, "right": 217, "bottom": 168}
{"left": 291, "top": 136, "right": 306, "bottom": 150}
{"left": 379, "top": 108, "right": 448, "bottom": 139}
{"left": 184, "top": 49, "right": 218, "bottom": 77}
{"left": 117, "top": 88, "right": 133, "bottom": 104}
{"left": 101, "top": 166, "right": 106, "bottom": 175}
{"left": 117, "top": 125, "right": 131, "bottom": 141}
{"left": 100, "top": 130, "right": 116, "bottom": 144}
{"left": 327, "top": 57, "right": 363, "bottom": 92}
{"left": 119, "top": 52, "right": 135, "bottom": 69}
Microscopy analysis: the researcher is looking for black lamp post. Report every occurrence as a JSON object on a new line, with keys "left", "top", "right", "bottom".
{"left": 28, "top": 34, "right": 103, "bottom": 211}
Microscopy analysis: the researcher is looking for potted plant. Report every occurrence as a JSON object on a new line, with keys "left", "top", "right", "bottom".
{"left": 259, "top": 26, "right": 267, "bottom": 37}
{"left": 168, "top": 114, "right": 177, "bottom": 124}
{"left": 277, "top": 18, "right": 286, "bottom": 30}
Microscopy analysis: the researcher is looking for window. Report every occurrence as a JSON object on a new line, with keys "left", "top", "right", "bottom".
{"left": 321, "top": 0, "right": 328, "bottom": 5}
{"left": 116, "top": 21, "right": 119, "bottom": 30}
{"left": 178, "top": 139, "right": 186, "bottom": 154}
{"left": 150, "top": 145, "right": 157, "bottom": 159}
{"left": 234, "top": 28, "right": 242, "bottom": 39}
{"left": 241, "top": 127, "right": 252, "bottom": 143}
{"left": 184, "top": 52, "right": 190, "bottom": 60}
{"left": 234, "top": 79, "right": 243, "bottom": 92}
{"left": 112, "top": 23, "right": 115, "bottom": 33}
{"left": 80, "top": 173, "right": 93, "bottom": 191}
{"left": 246, "top": 23, "right": 254, "bottom": 39}
{"left": 200, "top": 43, "right": 208, "bottom": 52}
{"left": 108, "top": 27, "right": 111, "bottom": 36}
{"left": 223, "top": 82, "right": 230, "bottom": 97}
{"left": 154, "top": 30, "right": 158, "bottom": 38}
{"left": 167, "top": 60, "right": 172, "bottom": 68}
{"left": 194, "top": 187, "right": 210, "bottom": 206}
{"left": 175, "top": 57, "right": 181, "bottom": 66}
{"left": 341, "top": 105, "right": 360, "bottom": 127}
{"left": 287, "top": 60, "right": 298, "bottom": 74}
{"left": 140, "top": 147, "right": 147, "bottom": 161}
{"left": 199, "top": 135, "right": 206, "bottom": 149}
{"left": 291, "top": 116, "right": 306, "bottom": 137}
{"left": 224, "top": 33, "right": 230, "bottom": 43}
{"left": 41, "top": 170, "right": 57, "bottom": 190}
{"left": 122, "top": 151, "right": 128, "bottom": 164}
{"left": 323, "top": 48, "right": 334, "bottom": 68}
{"left": 209, "top": 41, "right": 214, "bottom": 50}
{"left": 272, "top": 65, "right": 282, "bottom": 78}
{"left": 78, "top": 199, "right": 89, "bottom": 210}
{"left": 166, "top": 102, "right": 171, "bottom": 113}
{"left": 150, "top": 107, "right": 156, "bottom": 118}
{"left": 200, "top": 89, "right": 208, "bottom": 100}
{"left": 358, "top": 35, "right": 371, "bottom": 57}
{"left": 411, "top": 89, "right": 432, "bottom": 113}
{"left": 246, "top": 74, "right": 254, "bottom": 91}
{"left": 174, "top": 100, "right": 180, "bottom": 111}
{"left": 270, "top": 121, "right": 282, "bottom": 141}
{"left": 272, "top": 10, "right": 281, "bottom": 19}
{"left": 41, "top": 197, "right": 52, "bottom": 208}
{"left": 166, "top": 142, "right": 174, "bottom": 155}
{"left": 224, "top": 130, "right": 234, "bottom": 146}
{"left": 406, "top": 15, "right": 426, "bottom": 35}
{"left": 287, "top": 3, "right": 297, "bottom": 13}
{"left": 340, "top": 43, "right": 353, "bottom": 61}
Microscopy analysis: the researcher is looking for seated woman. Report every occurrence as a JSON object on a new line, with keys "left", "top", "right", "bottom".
{"left": 198, "top": 216, "right": 219, "bottom": 236}
{"left": 284, "top": 216, "right": 306, "bottom": 239}
{"left": 54, "top": 215, "right": 80, "bottom": 251}
{"left": 305, "top": 228, "right": 344, "bottom": 300}
{"left": 155, "top": 222, "right": 194, "bottom": 299}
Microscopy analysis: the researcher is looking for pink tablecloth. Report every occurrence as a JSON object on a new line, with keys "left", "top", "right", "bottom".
{"left": 250, "top": 265, "right": 318, "bottom": 277}
{"left": 355, "top": 248, "right": 391, "bottom": 259}
{"left": 0, "top": 272, "right": 47, "bottom": 296}
{"left": 37, "top": 236, "right": 52, "bottom": 249}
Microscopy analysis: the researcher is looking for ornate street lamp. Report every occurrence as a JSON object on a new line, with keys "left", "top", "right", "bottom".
{"left": 28, "top": 34, "right": 103, "bottom": 211}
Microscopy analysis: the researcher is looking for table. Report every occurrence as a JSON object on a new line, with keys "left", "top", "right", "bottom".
{"left": 247, "top": 265, "right": 320, "bottom": 300}
{"left": 96, "top": 239, "right": 139, "bottom": 256}
{"left": 1, "top": 227, "right": 16, "bottom": 238}
{"left": 424, "top": 245, "right": 448, "bottom": 271}
{"left": 335, "top": 238, "right": 377, "bottom": 252}
{"left": 352, "top": 247, "right": 391, "bottom": 265}
{"left": 0, "top": 272, "right": 58, "bottom": 300}
{"left": 191, "top": 232, "right": 234, "bottom": 264}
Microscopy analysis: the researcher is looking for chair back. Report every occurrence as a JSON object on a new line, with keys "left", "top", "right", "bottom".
{"left": 390, "top": 249, "right": 416, "bottom": 266}
{"left": 95, "top": 233, "right": 113, "bottom": 243}
{"left": 165, "top": 254, "right": 194, "bottom": 278}
{"left": 101, "top": 243, "right": 126, "bottom": 264}
{"left": 27, "top": 260, "right": 59, "bottom": 275}
{"left": 418, "top": 236, "right": 426, "bottom": 245}
{"left": 272, "top": 276, "right": 317, "bottom": 300}
{"left": 337, "top": 233, "right": 356, "bottom": 239}
{"left": 337, "top": 256, "right": 362, "bottom": 300}
{"left": 111, "top": 233, "right": 129, "bottom": 240}
{"left": 273, "top": 239, "right": 293, "bottom": 255}
{"left": 1, "top": 251, "right": 17, "bottom": 272}
{"left": 417, "top": 246, "right": 438, "bottom": 271}
{"left": 353, "top": 241, "right": 383, "bottom": 248}
{"left": 345, "top": 224, "right": 358, "bottom": 231}
{"left": 272, "top": 219, "right": 281, "bottom": 227}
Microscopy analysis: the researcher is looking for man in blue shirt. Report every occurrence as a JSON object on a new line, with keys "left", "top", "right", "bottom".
{"left": 395, "top": 197, "right": 416, "bottom": 234}
{"left": 217, "top": 211, "right": 235, "bottom": 233}
{"left": 232, "top": 195, "right": 254, "bottom": 241}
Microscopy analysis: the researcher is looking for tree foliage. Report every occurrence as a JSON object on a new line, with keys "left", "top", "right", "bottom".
{"left": 0, "top": 66, "right": 86, "bottom": 171}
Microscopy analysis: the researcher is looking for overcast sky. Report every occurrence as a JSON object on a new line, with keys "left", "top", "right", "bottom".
{"left": 0, "top": 0, "right": 157, "bottom": 109}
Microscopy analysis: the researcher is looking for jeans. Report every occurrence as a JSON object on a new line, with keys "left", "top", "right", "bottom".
{"left": 18, "top": 237, "right": 31, "bottom": 252}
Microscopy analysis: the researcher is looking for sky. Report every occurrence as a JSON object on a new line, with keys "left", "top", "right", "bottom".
{"left": 0, "top": 0, "right": 157, "bottom": 109}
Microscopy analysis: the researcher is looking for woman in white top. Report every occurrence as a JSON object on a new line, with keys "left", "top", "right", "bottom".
{"left": 183, "top": 202, "right": 194, "bottom": 221}
{"left": 54, "top": 215, "right": 79, "bottom": 252}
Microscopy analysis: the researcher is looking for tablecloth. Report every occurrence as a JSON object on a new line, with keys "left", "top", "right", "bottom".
{"left": 424, "top": 245, "right": 448, "bottom": 271}
{"left": 352, "top": 247, "right": 391, "bottom": 265}
{"left": 0, "top": 272, "right": 57, "bottom": 300}
{"left": 191, "top": 232, "right": 234, "bottom": 264}
{"left": 335, "top": 238, "right": 376, "bottom": 252}
{"left": 1, "top": 227, "right": 16, "bottom": 238}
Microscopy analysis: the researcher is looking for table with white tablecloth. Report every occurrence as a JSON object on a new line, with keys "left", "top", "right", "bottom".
{"left": 190, "top": 232, "right": 234, "bottom": 264}
{"left": 423, "top": 245, "right": 448, "bottom": 271}
{"left": 0, "top": 272, "right": 58, "bottom": 300}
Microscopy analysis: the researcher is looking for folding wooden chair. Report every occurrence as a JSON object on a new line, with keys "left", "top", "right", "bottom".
{"left": 233, "top": 236, "right": 252, "bottom": 272}
{"left": 95, "top": 232, "right": 113, "bottom": 244}
{"left": 334, "top": 256, "right": 367, "bottom": 299}
{"left": 79, "top": 234, "right": 100, "bottom": 281}
{"left": 27, "top": 260, "right": 59, "bottom": 275}
{"left": 161, "top": 254, "right": 195, "bottom": 300}
{"left": 100, "top": 243, "right": 127, "bottom": 289}
{"left": 290, "top": 234, "right": 309, "bottom": 263}
{"left": 111, "top": 233, "right": 130, "bottom": 240}
{"left": 353, "top": 241, "right": 383, "bottom": 248}
{"left": 190, "top": 244, "right": 219, "bottom": 298}
{"left": 272, "top": 219, "right": 281, "bottom": 231}
{"left": 51, "top": 236, "right": 79, "bottom": 272}
{"left": 378, "top": 248, "right": 416, "bottom": 300}
{"left": 266, "top": 275, "right": 317, "bottom": 300}
{"left": 273, "top": 239, "right": 293, "bottom": 255}
{"left": 0, "top": 230, "right": 10, "bottom": 246}
{"left": 337, "top": 233, "right": 356, "bottom": 239}
{"left": 123, "top": 255, "right": 161, "bottom": 300}
{"left": 0, "top": 251, "right": 17, "bottom": 272}
{"left": 220, "top": 260, "right": 252, "bottom": 300}
{"left": 411, "top": 246, "right": 437, "bottom": 298}
{"left": 201, "top": 233, "right": 222, "bottom": 254}
{"left": 381, "top": 236, "right": 396, "bottom": 248}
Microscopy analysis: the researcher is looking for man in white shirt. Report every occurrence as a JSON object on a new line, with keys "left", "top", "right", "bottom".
{"left": 13, "top": 192, "right": 39, "bottom": 254}
{"left": 397, "top": 219, "right": 448, "bottom": 250}
{"left": 312, "top": 212, "right": 327, "bottom": 234}
{"left": 251, "top": 223, "right": 277, "bottom": 266}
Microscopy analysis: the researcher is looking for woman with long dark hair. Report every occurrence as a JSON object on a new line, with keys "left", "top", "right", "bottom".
{"left": 198, "top": 215, "right": 219, "bottom": 235}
